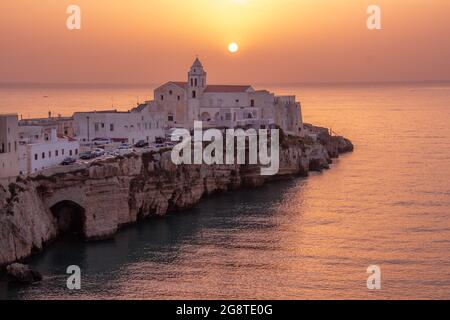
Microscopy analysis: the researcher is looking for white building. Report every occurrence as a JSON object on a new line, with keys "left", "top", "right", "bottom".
{"left": 152, "top": 58, "right": 304, "bottom": 136}
{"left": 18, "top": 126, "right": 80, "bottom": 175}
{"left": 73, "top": 104, "right": 165, "bottom": 144}
{"left": 0, "top": 114, "right": 19, "bottom": 185}
{"left": 20, "top": 113, "right": 75, "bottom": 137}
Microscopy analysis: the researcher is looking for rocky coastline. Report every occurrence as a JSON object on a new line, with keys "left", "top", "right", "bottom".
{"left": 0, "top": 125, "right": 353, "bottom": 268}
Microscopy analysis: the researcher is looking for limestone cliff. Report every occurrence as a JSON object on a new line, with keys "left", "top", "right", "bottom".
{"left": 0, "top": 128, "right": 353, "bottom": 267}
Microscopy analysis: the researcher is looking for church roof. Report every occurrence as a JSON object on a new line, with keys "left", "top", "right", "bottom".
{"left": 156, "top": 82, "right": 254, "bottom": 93}
{"left": 131, "top": 103, "right": 148, "bottom": 113}
{"left": 204, "top": 85, "right": 253, "bottom": 93}
{"left": 155, "top": 81, "right": 187, "bottom": 91}
{"left": 171, "top": 81, "right": 188, "bottom": 89}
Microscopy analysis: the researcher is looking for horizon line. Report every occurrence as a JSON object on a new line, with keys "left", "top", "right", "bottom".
{"left": 1, "top": 79, "right": 450, "bottom": 89}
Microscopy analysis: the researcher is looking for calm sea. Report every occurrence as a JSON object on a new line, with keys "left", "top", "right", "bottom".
{"left": 1, "top": 82, "right": 450, "bottom": 299}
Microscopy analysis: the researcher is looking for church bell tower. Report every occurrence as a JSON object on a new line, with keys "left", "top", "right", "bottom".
{"left": 187, "top": 57, "right": 207, "bottom": 124}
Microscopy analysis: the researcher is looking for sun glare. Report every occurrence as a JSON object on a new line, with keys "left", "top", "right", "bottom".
{"left": 228, "top": 42, "right": 239, "bottom": 53}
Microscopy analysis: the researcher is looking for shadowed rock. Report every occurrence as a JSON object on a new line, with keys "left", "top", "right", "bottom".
{"left": 6, "top": 263, "right": 42, "bottom": 284}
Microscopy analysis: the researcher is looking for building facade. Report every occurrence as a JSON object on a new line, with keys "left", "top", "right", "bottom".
{"left": 19, "top": 114, "right": 75, "bottom": 138}
{"left": 73, "top": 104, "right": 165, "bottom": 144}
{"left": 18, "top": 127, "right": 80, "bottom": 175}
{"left": 0, "top": 114, "right": 20, "bottom": 184}
{"left": 153, "top": 58, "right": 304, "bottom": 136}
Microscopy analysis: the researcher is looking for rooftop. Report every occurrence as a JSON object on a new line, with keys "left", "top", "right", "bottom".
{"left": 73, "top": 110, "right": 131, "bottom": 114}
{"left": 204, "top": 85, "right": 253, "bottom": 93}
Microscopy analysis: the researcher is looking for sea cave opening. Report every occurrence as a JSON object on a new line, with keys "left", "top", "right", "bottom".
{"left": 50, "top": 200, "right": 86, "bottom": 238}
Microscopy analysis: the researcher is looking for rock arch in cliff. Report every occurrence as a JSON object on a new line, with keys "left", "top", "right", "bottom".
{"left": 50, "top": 200, "right": 86, "bottom": 237}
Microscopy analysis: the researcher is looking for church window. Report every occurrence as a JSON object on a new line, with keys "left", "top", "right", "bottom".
{"left": 194, "top": 79, "right": 198, "bottom": 87}
{"left": 192, "top": 91, "right": 196, "bottom": 98}
{"left": 251, "top": 99, "right": 255, "bottom": 107}
{"left": 161, "top": 95, "right": 164, "bottom": 101}
{"left": 169, "top": 90, "right": 173, "bottom": 95}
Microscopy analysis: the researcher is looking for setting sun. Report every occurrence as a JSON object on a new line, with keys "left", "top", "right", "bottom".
{"left": 228, "top": 42, "right": 239, "bottom": 53}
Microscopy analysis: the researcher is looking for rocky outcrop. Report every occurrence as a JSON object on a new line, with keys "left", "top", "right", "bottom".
{"left": 0, "top": 127, "right": 352, "bottom": 267}
{"left": 6, "top": 263, "right": 42, "bottom": 284}
{"left": 304, "top": 123, "right": 354, "bottom": 158}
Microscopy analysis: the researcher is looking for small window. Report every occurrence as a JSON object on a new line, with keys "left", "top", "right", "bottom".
{"left": 62, "top": 149, "right": 65, "bottom": 155}
{"left": 177, "top": 95, "right": 181, "bottom": 101}
{"left": 55, "top": 150, "right": 59, "bottom": 157}
{"left": 42, "top": 152, "right": 45, "bottom": 159}
{"left": 34, "top": 154, "right": 38, "bottom": 161}
{"left": 251, "top": 99, "right": 255, "bottom": 107}
{"left": 168, "top": 115, "right": 174, "bottom": 122}
{"left": 110, "top": 124, "right": 114, "bottom": 131}
{"left": 70, "top": 150, "right": 73, "bottom": 156}
{"left": 49, "top": 151, "right": 51, "bottom": 157}
{"left": 169, "top": 90, "right": 173, "bottom": 95}
{"left": 192, "top": 91, "right": 196, "bottom": 98}
{"left": 75, "top": 149, "right": 78, "bottom": 155}
{"left": 161, "top": 95, "right": 164, "bottom": 101}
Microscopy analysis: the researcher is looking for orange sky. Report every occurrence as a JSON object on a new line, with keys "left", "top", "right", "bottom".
{"left": 1, "top": 0, "right": 449, "bottom": 84}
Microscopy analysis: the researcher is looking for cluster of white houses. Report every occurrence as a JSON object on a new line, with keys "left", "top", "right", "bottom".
{"left": 0, "top": 114, "right": 80, "bottom": 182}
{"left": 1, "top": 58, "right": 304, "bottom": 185}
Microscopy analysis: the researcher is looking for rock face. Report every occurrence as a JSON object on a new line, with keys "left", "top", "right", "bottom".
{"left": 6, "top": 263, "right": 42, "bottom": 284}
{"left": 304, "top": 123, "right": 354, "bottom": 158}
{"left": 0, "top": 127, "right": 352, "bottom": 267}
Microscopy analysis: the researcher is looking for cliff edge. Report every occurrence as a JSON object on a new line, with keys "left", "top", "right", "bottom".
{"left": 0, "top": 126, "right": 353, "bottom": 266}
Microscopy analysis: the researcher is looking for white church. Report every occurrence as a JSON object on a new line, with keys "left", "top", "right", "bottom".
{"left": 150, "top": 58, "right": 304, "bottom": 136}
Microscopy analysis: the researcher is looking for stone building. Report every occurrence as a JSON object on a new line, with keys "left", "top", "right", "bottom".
{"left": 20, "top": 114, "right": 75, "bottom": 137}
{"left": 0, "top": 114, "right": 19, "bottom": 184}
{"left": 73, "top": 104, "right": 165, "bottom": 144}
{"left": 152, "top": 58, "right": 304, "bottom": 136}
{"left": 18, "top": 126, "right": 80, "bottom": 175}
